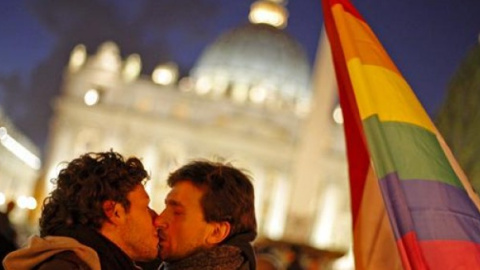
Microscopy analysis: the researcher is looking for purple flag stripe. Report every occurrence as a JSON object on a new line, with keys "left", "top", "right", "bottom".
{"left": 379, "top": 172, "right": 480, "bottom": 243}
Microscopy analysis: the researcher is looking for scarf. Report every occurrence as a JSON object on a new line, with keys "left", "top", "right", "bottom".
{"left": 162, "top": 245, "right": 244, "bottom": 270}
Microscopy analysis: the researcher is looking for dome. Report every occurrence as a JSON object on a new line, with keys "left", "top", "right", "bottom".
{"left": 190, "top": 23, "right": 311, "bottom": 109}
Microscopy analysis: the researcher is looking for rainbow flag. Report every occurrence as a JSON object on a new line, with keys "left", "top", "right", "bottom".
{"left": 321, "top": 0, "right": 480, "bottom": 269}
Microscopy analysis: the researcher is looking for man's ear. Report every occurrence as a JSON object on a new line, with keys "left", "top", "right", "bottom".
{"left": 206, "top": 221, "right": 231, "bottom": 245}
{"left": 102, "top": 200, "right": 125, "bottom": 225}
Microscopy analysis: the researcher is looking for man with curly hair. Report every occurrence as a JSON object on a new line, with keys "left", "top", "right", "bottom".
{"left": 155, "top": 160, "right": 257, "bottom": 270}
{"left": 3, "top": 151, "right": 160, "bottom": 270}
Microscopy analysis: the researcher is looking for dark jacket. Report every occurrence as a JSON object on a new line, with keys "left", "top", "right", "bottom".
{"left": 47, "top": 226, "right": 141, "bottom": 270}
{"left": 224, "top": 232, "right": 256, "bottom": 270}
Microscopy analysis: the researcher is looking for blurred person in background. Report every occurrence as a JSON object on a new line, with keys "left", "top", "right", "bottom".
{"left": 256, "top": 253, "right": 282, "bottom": 270}
{"left": 3, "top": 151, "right": 160, "bottom": 270}
{"left": 286, "top": 245, "right": 304, "bottom": 270}
{"left": 0, "top": 201, "right": 18, "bottom": 267}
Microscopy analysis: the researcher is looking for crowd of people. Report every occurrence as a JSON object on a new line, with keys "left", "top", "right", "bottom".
{"left": 1, "top": 150, "right": 332, "bottom": 270}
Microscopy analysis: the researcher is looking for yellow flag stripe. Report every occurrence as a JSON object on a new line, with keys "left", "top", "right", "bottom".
{"left": 347, "top": 59, "right": 435, "bottom": 132}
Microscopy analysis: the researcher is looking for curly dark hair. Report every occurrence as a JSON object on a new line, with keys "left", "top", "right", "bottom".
{"left": 167, "top": 160, "right": 257, "bottom": 241}
{"left": 39, "top": 151, "right": 148, "bottom": 236}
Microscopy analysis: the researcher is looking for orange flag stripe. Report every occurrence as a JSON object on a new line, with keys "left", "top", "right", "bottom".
{"left": 353, "top": 166, "right": 402, "bottom": 269}
{"left": 332, "top": 4, "right": 400, "bottom": 75}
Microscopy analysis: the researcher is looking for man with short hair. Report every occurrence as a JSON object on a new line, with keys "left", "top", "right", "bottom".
{"left": 3, "top": 151, "right": 160, "bottom": 270}
{"left": 155, "top": 160, "right": 257, "bottom": 270}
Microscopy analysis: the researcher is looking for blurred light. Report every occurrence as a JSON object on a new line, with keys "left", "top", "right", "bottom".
{"left": 249, "top": 1, "right": 288, "bottom": 29}
{"left": 68, "top": 44, "right": 87, "bottom": 73}
{"left": 195, "top": 77, "right": 212, "bottom": 95}
{"left": 0, "top": 127, "right": 41, "bottom": 170}
{"left": 26, "top": 196, "right": 37, "bottom": 210}
{"left": 84, "top": 89, "right": 100, "bottom": 106}
{"left": 17, "top": 196, "right": 37, "bottom": 210}
{"left": 333, "top": 105, "right": 344, "bottom": 124}
{"left": 249, "top": 85, "right": 268, "bottom": 103}
{"left": 153, "top": 69, "right": 173, "bottom": 85}
{"left": 122, "top": 53, "right": 142, "bottom": 82}
{"left": 17, "top": 196, "right": 28, "bottom": 209}
{"left": 96, "top": 41, "right": 121, "bottom": 72}
{"left": 152, "top": 62, "right": 178, "bottom": 85}
{"left": 0, "top": 192, "right": 5, "bottom": 205}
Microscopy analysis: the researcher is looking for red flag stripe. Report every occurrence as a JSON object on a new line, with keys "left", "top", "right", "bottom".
{"left": 321, "top": 0, "right": 369, "bottom": 228}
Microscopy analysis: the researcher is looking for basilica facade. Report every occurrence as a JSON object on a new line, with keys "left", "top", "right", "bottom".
{"left": 39, "top": 0, "right": 351, "bottom": 257}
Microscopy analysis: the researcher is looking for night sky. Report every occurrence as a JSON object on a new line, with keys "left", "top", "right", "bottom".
{"left": 1, "top": 0, "right": 480, "bottom": 158}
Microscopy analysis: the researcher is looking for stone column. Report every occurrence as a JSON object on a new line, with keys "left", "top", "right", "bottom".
{"left": 283, "top": 28, "right": 338, "bottom": 243}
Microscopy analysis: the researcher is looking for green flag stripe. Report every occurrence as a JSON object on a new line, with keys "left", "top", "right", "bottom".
{"left": 363, "top": 115, "right": 462, "bottom": 188}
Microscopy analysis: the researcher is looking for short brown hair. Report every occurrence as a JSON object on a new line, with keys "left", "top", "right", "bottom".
{"left": 167, "top": 160, "right": 257, "bottom": 241}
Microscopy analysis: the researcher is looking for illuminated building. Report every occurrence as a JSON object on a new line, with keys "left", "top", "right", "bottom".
{"left": 40, "top": 0, "right": 352, "bottom": 259}
{"left": 0, "top": 107, "right": 40, "bottom": 222}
